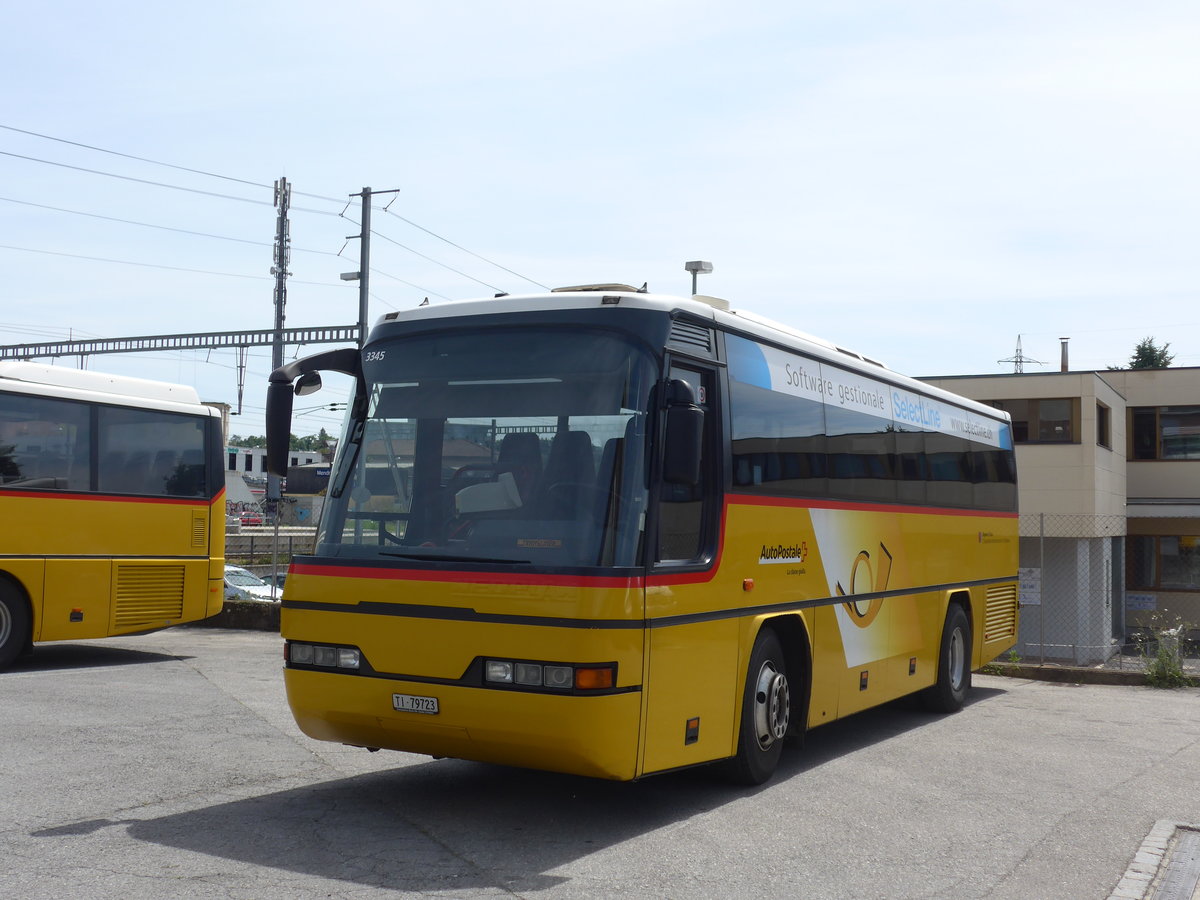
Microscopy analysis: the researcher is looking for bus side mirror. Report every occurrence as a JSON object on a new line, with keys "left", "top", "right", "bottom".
{"left": 295, "top": 372, "right": 323, "bottom": 396}
{"left": 265, "top": 347, "right": 364, "bottom": 479}
{"left": 265, "top": 380, "right": 294, "bottom": 478}
{"left": 662, "top": 378, "right": 703, "bottom": 486}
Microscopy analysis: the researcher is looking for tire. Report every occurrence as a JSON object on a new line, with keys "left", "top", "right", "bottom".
{"left": 921, "top": 603, "right": 971, "bottom": 713}
{"left": 727, "top": 627, "right": 791, "bottom": 785}
{"left": 0, "top": 581, "right": 31, "bottom": 670}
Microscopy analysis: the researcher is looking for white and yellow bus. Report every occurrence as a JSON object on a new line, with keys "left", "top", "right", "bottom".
{"left": 266, "top": 286, "right": 1018, "bottom": 784}
{"left": 0, "top": 362, "right": 226, "bottom": 668}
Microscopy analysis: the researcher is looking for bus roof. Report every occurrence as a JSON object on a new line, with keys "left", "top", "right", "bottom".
{"left": 0, "top": 360, "right": 209, "bottom": 410}
{"left": 371, "top": 289, "right": 1008, "bottom": 424}
{"left": 375, "top": 289, "right": 860, "bottom": 358}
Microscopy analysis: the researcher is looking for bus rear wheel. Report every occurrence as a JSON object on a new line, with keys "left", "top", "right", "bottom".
{"left": 727, "top": 627, "right": 790, "bottom": 785}
{"left": 0, "top": 582, "right": 31, "bottom": 670}
{"left": 921, "top": 603, "right": 971, "bottom": 713}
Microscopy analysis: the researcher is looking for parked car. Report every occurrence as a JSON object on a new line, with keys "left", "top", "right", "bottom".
{"left": 239, "top": 512, "right": 264, "bottom": 526}
{"left": 223, "top": 565, "right": 278, "bottom": 603}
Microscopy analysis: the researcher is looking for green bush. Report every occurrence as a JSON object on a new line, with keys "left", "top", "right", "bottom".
{"left": 1141, "top": 616, "right": 1194, "bottom": 688}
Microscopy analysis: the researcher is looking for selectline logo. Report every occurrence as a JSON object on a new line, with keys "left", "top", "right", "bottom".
{"left": 759, "top": 541, "right": 808, "bottom": 565}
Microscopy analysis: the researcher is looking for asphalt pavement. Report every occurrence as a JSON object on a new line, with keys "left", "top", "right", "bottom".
{"left": 3, "top": 627, "right": 1199, "bottom": 899}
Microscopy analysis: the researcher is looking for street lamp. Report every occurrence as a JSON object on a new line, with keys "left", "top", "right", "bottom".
{"left": 684, "top": 260, "right": 713, "bottom": 295}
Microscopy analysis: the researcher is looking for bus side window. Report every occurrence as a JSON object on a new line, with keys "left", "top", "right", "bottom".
{"left": 657, "top": 366, "right": 713, "bottom": 562}
{"left": 0, "top": 392, "right": 90, "bottom": 490}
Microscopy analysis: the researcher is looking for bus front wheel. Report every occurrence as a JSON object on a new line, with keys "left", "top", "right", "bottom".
{"left": 922, "top": 603, "right": 971, "bottom": 713}
{"left": 0, "top": 581, "right": 31, "bottom": 670}
{"left": 727, "top": 627, "right": 790, "bottom": 786}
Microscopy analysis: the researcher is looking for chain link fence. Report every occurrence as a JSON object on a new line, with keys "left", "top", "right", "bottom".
{"left": 1015, "top": 513, "right": 1200, "bottom": 675}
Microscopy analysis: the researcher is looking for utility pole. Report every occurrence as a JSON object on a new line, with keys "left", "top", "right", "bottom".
{"left": 266, "top": 177, "right": 292, "bottom": 510}
{"left": 357, "top": 186, "right": 370, "bottom": 348}
{"left": 343, "top": 187, "right": 398, "bottom": 347}
{"left": 272, "top": 177, "right": 292, "bottom": 372}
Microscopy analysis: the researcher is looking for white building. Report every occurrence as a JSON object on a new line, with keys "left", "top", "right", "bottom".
{"left": 225, "top": 446, "right": 324, "bottom": 479}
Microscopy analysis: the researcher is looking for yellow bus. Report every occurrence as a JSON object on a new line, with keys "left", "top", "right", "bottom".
{"left": 0, "top": 362, "right": 226, "bottom": 668}
{"left": 266, "top": 286, "right": 1018, "bottom": 784}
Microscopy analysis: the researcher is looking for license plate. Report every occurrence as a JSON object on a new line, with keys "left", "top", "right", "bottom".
{"left": 392, "top": 693, "right": 439, "bottom": 715}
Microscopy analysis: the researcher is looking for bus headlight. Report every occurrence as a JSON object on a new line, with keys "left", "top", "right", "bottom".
{"left": 286, "top": 641, "right": 361, "bottom": 670}
{"left": 485, "top": 660, "right": 513, "bottom": 683}
{"left": 483, "top": 658, "right": 616, "bottom": 693}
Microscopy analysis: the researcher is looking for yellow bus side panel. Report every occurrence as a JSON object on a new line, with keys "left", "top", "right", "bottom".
{"left": 716, "top": 501, "right": 1016, "bottom": 729}
{"left": 640, "top": 618, "right": 740, "bottom": 775}
{"left": 1, "top": 491, "right": 223, "bottom": 641}
{"left": 2, "top": 493, "right": 215, "bottom": 558}
{"left": 37, "top": 558, "right": 213, "bottom": 641}
{"left": 40, "top": 559, "right": 111, "bottom": 641}
{"left": 0, "top": 559, "right": 45, "bottom": 639}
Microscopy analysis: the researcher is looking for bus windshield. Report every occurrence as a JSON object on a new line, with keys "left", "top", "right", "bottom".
{"left": 317, "top": 328, "right": 656, "bottom": 569}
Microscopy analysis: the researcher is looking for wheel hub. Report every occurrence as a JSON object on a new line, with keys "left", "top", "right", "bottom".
{"left": 753, "top": 661, "right": 790, "bottom": 750}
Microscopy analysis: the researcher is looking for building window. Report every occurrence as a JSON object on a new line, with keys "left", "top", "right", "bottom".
{"left": 244, "top": 452, "right": 253, "bottom": 472}
{"left": 1130, "top": 406, "right": 1200, "bottom": 460}
{"left": 1096, "top": 402, "right": 1111, "bottom": 450}
{"left": 991, "top": 398, "right": 1079, "bottom": 444}
{"left": 228, "top": 451, "right": 237, "bottom": 471}
{"left": 1129, "top": 535, "right": 1200, "bottom": 590}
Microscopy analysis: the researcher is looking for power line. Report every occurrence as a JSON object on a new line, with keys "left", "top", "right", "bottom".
{"left": 1, "top": 123, "right": 548, "bottom": 295}
{"left": 0, "top": 242, "right": 346, "bottom": 285}
{"left": 346, "top": 220, "right": 505, "bottom": 294}
{"left": 0, "top": 124, "right": 271, "bottom": 190}
{"left": 0, "top": 149, "right": 275, "bottom": 206}
{"left": 370, "top": 267, "right": 453, "bottom": 301}
{"left": 2, "top": 151, "right": 515, "bottom": 292}
{"left": 0, "top": 195, "right": 279, "bottom": 248}
{"left": 381, "top": 207, "right": 549, "bottom": 290}
{"left": 0, "top": 196, "right": 453, "bottom": 302}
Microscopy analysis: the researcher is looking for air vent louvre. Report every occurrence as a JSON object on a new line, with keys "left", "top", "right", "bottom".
{"left": 191, "top": 511, "right": 207, "bottom": 549}
{"left": 114, "top": 565, "right": 186, "bottom": 626}
{"left": 984, "top": 584, "right": 1019, "bottom": 642}
{"left": 668, "top": 321, "right": 713, "bottom": 353}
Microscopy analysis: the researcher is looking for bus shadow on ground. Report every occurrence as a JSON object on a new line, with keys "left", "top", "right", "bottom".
{"left": 7, "top": 643, "right": 188, "bottom": 672}
{"left": 118, "top": 686, "right": 1008, "bottom": 894}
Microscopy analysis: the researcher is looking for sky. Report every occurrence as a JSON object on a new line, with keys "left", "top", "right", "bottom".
{"left": 2, "top": 1, "right": 1198, "bottom": 440}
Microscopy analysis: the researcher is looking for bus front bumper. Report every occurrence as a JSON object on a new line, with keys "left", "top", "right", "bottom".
{"left": 284, "top": 668, "right": 643, "bottom": 781}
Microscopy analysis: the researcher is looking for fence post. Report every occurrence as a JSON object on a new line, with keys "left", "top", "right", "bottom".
{"left": 1039, "top": 512, "right": 1046, "bottom": 666}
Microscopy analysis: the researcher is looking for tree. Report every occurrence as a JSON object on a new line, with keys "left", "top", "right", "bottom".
{"left": 292, "top": 428, "right": 333, "bottom": 451}
{"left": 1128, "top": 337, "right": 1174, "bottom": 369}
{"left": 227, "top": 434, "right": 267, "bottom": 448}
{"left": 228, "top": 431, "right": 332, "bottom": 454}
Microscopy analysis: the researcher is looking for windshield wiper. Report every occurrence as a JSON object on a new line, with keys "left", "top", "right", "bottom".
{"left": 379, "top": 550, "right": 531, "bottom": 565}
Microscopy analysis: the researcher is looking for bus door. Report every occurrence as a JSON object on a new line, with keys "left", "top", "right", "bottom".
{"left": 641, "top": 361, "right": 738, "bottom": 775}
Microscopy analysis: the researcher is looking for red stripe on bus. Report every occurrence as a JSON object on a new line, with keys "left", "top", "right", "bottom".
{"left": 290, "top": 562, "right": 643, "bottom": 589}
{"left": 725, "top": 493, "right": 1019, "bottom": 518}
{"left": 0, "top": 488, "right": 225, "bottom": 505}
